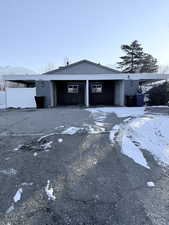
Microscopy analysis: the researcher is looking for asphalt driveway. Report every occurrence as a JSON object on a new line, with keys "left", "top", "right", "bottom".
{"left": 0, "top": 107, "right": 169, "bottom": 225}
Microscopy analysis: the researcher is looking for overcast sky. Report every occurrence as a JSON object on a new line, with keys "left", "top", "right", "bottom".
{"left": 0, "top": 0, "right": 169, "bottom": 72}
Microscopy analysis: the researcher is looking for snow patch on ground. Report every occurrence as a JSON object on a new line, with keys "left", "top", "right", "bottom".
{"left": 84, "top": 110, "right": 107, "bottom": 134}
{"left": 127, "top": 115, "right": 169, "bottom": 166}
{"left": 13, "top": 188, "right": 23, "bottom": 203}
{"left": 58, "top": 138, "right": 63, "bottom": 143}
{"left": 88, "top": 110, "right": 107, "bottom": 121}
{"left": 6, "top": 203, "right": 14, "bottom": 214}
{"left": 109, "top": 125, "right": 120, "bottom": 143}
{"left": 121, "top": 136, "right": 150, "bottom": 169}
{"left": 5, "top": 157, "right": 10, "bottom": 161}
{"left": 109, "top": 120, "right": 150, "bottom": 169}
{"left": 33, "top": 152, "right": 37, "bottom": 157}
{"left": 95, "top": 121, "right": 105, "bottom": 127}
{"left": 21, "top": 182, "right": 33, "bottom": 186}
{"left": 124, "top": 117, "right": 132, "bottom": 122}
{"left": 0, "top": 168, "right": 17, "bottom": 176}
{"left": 55, "top": 125, "right": 65, "bottom": 130}
{"left": 147, "top": 181, "right": 155, "bottom": 187}
{"left": 41, "top": 141, "right": 53, "bottom": 151}
{"left": 37, "top": 132, "right": 56, "bottom": 142}
{"left": 45, "top": 180, "right": 56, "bottom": 201}
{"left": 148, "top": 105, "right": 169, "bottom": 108}
{"left": 84, "top": 124, "right": 105, "bottom": 134}
{"left": 62, "top": 127, "right": 82, "bottom": 135}
{"left": 13, "top": 144, "right": 23, "bottom": 151}
{"left": 6, "top": 186, "right": 25, "bottom": 214}
{"left": 86, "top": 107, "right": 145, "bottom": 118}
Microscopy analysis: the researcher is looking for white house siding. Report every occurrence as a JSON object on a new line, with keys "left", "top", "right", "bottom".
{"left": 36, "top": 81, "right": 53, "bottom": 108}
{"left": 114, "top": 81, "right": 125, "bottom": 106}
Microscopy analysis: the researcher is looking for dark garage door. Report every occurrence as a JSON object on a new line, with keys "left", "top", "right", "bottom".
{"left": 57, "top": 81, "right": 85, "bottom": 105}
{"left": 89, "top": 81, "right": 115, "bottom": 105}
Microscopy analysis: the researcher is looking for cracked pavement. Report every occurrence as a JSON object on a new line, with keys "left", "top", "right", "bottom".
{"left": 0, "top": 107, "right": 169, "bottom": 225}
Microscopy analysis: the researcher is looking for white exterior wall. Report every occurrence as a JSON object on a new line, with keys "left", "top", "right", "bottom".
{"left": 6, "top": 88, "right": 36, "bottom": 108}
{"left": 0, "top": 91, "right": 5, "bottom": 109}
{"left": 85, "top": 80, "right": 89, "bottom": 107}
{"left": 114, "top": 81, "right": 125, "bottom": 106}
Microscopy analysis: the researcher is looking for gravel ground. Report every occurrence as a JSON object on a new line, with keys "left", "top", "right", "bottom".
{"left": 0, "top": 107, "right": 169, "bottom": 225}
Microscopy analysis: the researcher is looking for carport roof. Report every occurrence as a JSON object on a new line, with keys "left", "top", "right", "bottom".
{"left": 1, "top": 73, "right": 169, "bottom": 81}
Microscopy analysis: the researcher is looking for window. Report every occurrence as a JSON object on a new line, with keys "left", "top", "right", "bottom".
{"left": 92, "top": 84, "right": 102, "bottom": 93}
{"left": 67, "top": 84, "right": 79, "bottom": 93}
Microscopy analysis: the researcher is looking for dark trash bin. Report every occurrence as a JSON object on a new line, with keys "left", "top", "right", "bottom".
{"left": 34, "top": 96, "right": 45, "bottom": 108}
{"left": 126, "top": 95, "right": 136, "bottom": 107}
{"left": 136, "top": 94, "right": 144, "bottom": 107}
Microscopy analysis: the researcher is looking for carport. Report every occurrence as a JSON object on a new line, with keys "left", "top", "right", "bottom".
{"left": 2, "top": 69, "right": 169, "bottom": 108}
{"left": 89, "top": 80, "right": 115, "bottom": 106}
{"left": 55, "top": 80, "right": 85, "bottom": 106}
{"left": 51, "top": 79, "right": 124, "bottom": 107}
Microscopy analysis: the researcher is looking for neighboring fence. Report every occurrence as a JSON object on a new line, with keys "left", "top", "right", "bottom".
{"left": 0, "top": 91, "right": 5, "bottom": 109}
{"left": 0, "top": 88, "right": 36, "bottom": 108}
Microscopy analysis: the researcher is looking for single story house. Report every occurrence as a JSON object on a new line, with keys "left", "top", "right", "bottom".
{"left": 36, "top": 59, "right": 139, "bottom": 107}
{"left": 2, "top": 59, "right": 169, "bottom": 108}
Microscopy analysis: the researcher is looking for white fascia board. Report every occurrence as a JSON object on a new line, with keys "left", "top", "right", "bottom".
{"left": 2, "top": 74, "right": 40, "bottom": 81}
{"left": 2, "top": 73, "right": 169, "bottom": 81}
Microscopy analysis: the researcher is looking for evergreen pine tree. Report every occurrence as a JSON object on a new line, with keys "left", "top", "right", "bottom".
{"left": 140, "top": 53, "right": 158, "bottom": 73}
{"left": 117, "top": 40, "right": 159, "bottom": 73}
{"left": 117, "top": 40, "right": 144, "bottom": 73}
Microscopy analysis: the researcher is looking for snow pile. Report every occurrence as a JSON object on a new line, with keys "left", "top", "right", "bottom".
{"left": 142, "top": 80, "right": 166, "bottom": 93}
{"left": 45, "top": 180, "right": 56, "bottom": 201}
{"left": 127, "top": 115, "right": 169, "bottom": 166}
{"left": 110, "top": 114, "right": 169, "bottom": 168}
{"left": 86, "top": 107, "right": 145, "bottom": 118}
{"left": 109, "top": 122, "right": 150, "bottom": 169}
{"left": 121, "top": 136, "right": 150, "bottom": 169}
